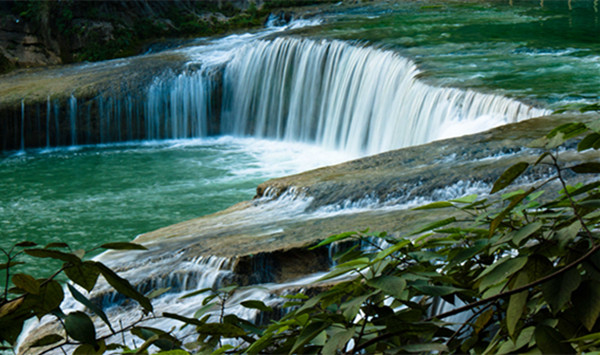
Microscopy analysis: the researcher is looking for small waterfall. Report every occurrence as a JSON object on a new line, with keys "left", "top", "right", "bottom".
{"left": 145, "top": 68, "right": 216, "bottom": 140}
{"left": 69, "top": 95, "right": 77, "bottom": 146}
{"left": 93, "top": 254, "right": 233, "bottom": 309}
{"left": 222, "top": 37, "right": 549, "bottom": 155}
{"left": 53, "top": 100, "right": 60, "bottom": 146}
{"left": 45, "top": 96, "right": 51, "bottom": 148}
{"left": 20, "top": 100, "right": 25, "bottom": 151}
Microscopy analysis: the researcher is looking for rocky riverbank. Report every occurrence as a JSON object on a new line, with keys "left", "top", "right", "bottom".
{"left": 0, "top": 0, "right": 335, "bottom": 74}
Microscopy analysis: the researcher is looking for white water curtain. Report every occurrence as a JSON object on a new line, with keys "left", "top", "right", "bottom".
{"left": 222, "top": 37, "right": 547, "bottom": 155}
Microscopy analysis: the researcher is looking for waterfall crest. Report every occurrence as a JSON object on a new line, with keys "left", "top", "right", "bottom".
{"left": 222, "top": 37, "right": 548, "bottom": 155}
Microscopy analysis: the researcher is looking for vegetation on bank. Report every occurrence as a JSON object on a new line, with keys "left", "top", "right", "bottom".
{"left": 0, "top": 0, "right": 336, "bottom": 74}
{"left": 1, "top": 117, "right": 599, "bottom": 353}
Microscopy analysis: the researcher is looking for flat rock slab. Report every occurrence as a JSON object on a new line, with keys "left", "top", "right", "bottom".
{"left": 127, "top": 113, "right": 599, "bottom": 265}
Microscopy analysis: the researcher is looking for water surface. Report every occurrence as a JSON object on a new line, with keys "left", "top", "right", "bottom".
{"left": 0, "top": 138, "right": 351, "bottom": 279}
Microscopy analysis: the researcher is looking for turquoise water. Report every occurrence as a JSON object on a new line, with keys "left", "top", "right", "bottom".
{"left": 0, "top": 138, "right": 350, "bottom": 280}
{"left": 296, "top": 0, "right": 600, "bottom": 107}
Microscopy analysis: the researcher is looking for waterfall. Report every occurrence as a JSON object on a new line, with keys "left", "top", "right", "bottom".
{"left": 45, "top": 96, "right": 51, "bottom": 148}
{"left": 20, "top": 100, "right": 25, "bottom": 151}
{"left": 145, "top": 68, "right": 216, "bottom": 140}
{"left": 69, "top": 95, "right": 77, "bottom": 146}
{"left": 222, "top": 37, "right": 549, "bottom": 155}
{"left": 5, "top": 37, "right": 549, "bottom": 153}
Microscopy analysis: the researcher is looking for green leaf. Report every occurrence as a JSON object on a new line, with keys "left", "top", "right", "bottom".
{"left": 241, "top": 300, "right": 273, "bottom": 312}
{"left": 507, "top": 271, "right": 529, "bottom": 336}
{"left": 64, "top": 261, "right": 100, "bottom": 292}
{"left": 335, "top": 257, "right": 370, "bottom": 270}
{"left": 12, "top": 273, "right": 40, "bottom": 295}
{"left": 568, "top": 332, "right": 600, "bottom": 342}
{"left": 65, "top": 311, "right": 96, "bottom": 345}
{"left": 588, "top": 119, "right": 600, "bottom": 132}
{"left": 578, "top": 133, "right": 600, "bottom": 151}
{"left": 245, "top": 333, "right": 273, "bottom": 355}
{"left": 568, "top": 181, "right": 600, "bottom": 197}
{"left": 31, "top": 334, "right": 64, "bottom": 347}
{"left": 555, "top": 220, "right": 581, "bottom": 248}
{"left": 193, "top": 302, "right": 217, "bottom": 318}
{"left": 473, "top": 308, "right": 494, "bottom": 334}
{"left": 573, "top": 280, "right": 600, "bottom": 331}
{"left": 217, "top": 285, "right": 238, "bottom": 294}
{"left": 67, "top": 283, "right": 114, "bottom": 334}
{"left": 155, "top": 350, "right": 190, "bottom": 355}
{"left": 146, "top": 287, "right": 171, "bottom": 300}
{"left": 410, "top": 217, "right": 456, "bottom": 236}
{"left": 195, "top": 323, "right": 246, "bottom": 337}
{"left": 491, "top": 162, "right": 529, "bottom": 194}
{"left": 322, "top": 327, "right": 355, "bottom": 355}
{"left": 179, "top": 287, "right": 212, "bottom": 300}
{"left": 477, "top": 257, "right": 528, "bottom": 291}
{"left": 131, "top": 327, "right": 180, "bottom": 351}
{"left": 549, "top": 122, "right": 587, "bottom": 140}
{"left": 535, "top": 324, "right": 575, "bottom": 354}
{"left": 541, "top": 267, "right": 581, "bottom": 313}
{"left": 134, "top": 334, "right": 160, "bottom": 354}
{"left": 0, "top": 317, "right": 25, "bottom": 345}
{"left": 497, "top": 326, "right": 535, "bottom": 355}
{"left": 15, "top": 241, "right": 37, "bottom": 247}
{"left": 514, "top": 326, "right": 535, "bottom": 351}
{"left": 99, "top": 242, "right": 147, "bottom": 251}
{"left": 580, "top": 103, "right": 600, "bottom": 113}
{"left": 579, "top": 199, "right": 600, "bottom": 208}
{"left": 290, "top": 321, "right": 330, "bottom": 354}
{"left": 44, "top": 242, "right": 69, "bottom": 249}
{"left": 374, "top": 239, "right": 411, "bottom": 261}
{"left": 450, "top": 194, "right": 478, "bottom": 204}
{"left": 570, "top": 162, "right": 600, "bottom": 174}
{"left": 310, "top": 231, "right": 357, "bottom": 249}
{"left": 367, "top": 275, "right": 406, "bottom": 299}
{"left": 94, "top": 261, "right": 153, "bottom": 312}
{"left": 342, "top": 295, "right": 369, "bottom": 321}
{"left": 24, "top": 248, "right": 81, "bottom": 264}
{"left": 412, "top": 201, "right": 454, "bottom": 210}
{"left": 490, "top": 188, "right": 534, "bottom": 236}
{"left": 511, "top": 222, "right": 542, "bottom": 246}
{"left": 26, "top": 280, "right": 64, "bottom": 318}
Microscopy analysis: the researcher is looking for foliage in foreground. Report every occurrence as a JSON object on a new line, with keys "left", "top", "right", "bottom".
{"left": 1, "top": 118, "right": 599, "bottom": 354}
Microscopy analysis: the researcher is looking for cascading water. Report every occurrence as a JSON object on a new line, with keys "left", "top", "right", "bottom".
{"left": 222, "top": 37, "right": 549, "bottom": 155}
{"left": 145, "top": 68, "right": 217, "bottom": 140}
{"left": 69, "top": 95, "right": 77, "bottom": 146}
{"left": 6, "top": 36, "right": 549, "bottom": 154}
{"left": 45, "top": 96, "right": 51, "bottom": 148}
{"left": 20, "top": 100, "right": 25, "bottom": 151}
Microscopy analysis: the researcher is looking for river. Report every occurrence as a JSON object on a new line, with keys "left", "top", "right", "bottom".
{"left": 2, "top": 1, "right": 599, "bottom": 350}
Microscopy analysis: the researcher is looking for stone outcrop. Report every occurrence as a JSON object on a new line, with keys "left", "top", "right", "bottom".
{"left": 0, "top": 0, "right": 333, "bottom": 74}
